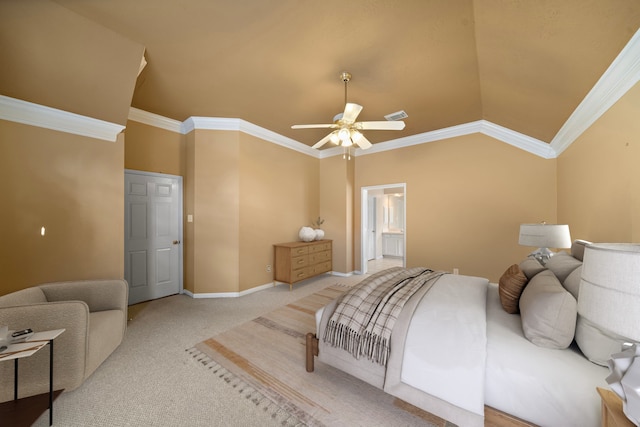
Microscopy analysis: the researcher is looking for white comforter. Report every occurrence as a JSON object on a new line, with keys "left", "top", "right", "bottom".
{"left": 383, "top": 273, "right": 489, "bottom": 427}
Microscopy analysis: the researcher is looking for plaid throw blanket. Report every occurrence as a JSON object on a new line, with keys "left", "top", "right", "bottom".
{"left": 323, "top": 267, "right": 445, "bottom": 366}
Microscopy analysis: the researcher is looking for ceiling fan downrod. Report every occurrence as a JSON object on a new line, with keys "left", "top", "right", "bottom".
{"left": 341, "top": 72, "right": 351, "bottom": 105}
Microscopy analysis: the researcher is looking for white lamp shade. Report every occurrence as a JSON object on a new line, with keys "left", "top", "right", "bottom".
{"left": 518, "top": 224, "right": 572, "bottom": 248}
{"left": 579, "top": 243, "right": 640, "bottom": 342}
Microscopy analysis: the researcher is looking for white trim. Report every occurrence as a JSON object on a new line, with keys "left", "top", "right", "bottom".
{"left": 184, "top": 116, "right": 319, "bottom": 157}
{"left": 183, "top": 281, "right": 277, "bottom": 298}
{"left": 330, "top": 271, "right": 356, "bottom": 277}
{"left": 128, "top": 107, "right": 182, "bottom": 133}
{"left": 354, "top": 120, "right": 554, "bottom": 158}
{"left": 361, "top": 183, "right": 407, "bottom": 275}
{"left": 0, "top": 95, "right": 124, "bottom": 142}
{"left": 550, "top": 29, "right": 640, "bottom": 156}
{"left": 480, "top": 121, "right": 556, "bottom": 159}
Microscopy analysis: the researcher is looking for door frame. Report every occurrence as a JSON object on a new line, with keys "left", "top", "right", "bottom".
{"left": 360, "top": 183, "right": 406, "bottom": 274}
{"left": 124, "top": 169, "right": 184, "bottom": 298}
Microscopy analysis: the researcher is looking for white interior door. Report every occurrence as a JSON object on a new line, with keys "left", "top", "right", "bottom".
{"left": 125, "top": 171, "right": 182, "bottom": 305}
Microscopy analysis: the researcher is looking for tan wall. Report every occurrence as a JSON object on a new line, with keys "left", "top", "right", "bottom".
{"left": 558, "top": 82, "right": 640, "bottom": 243}
{"left": 184, "top": 132, "right": 196, "bottom": 293}
{"left": 190, "top": 130, "right": 240, "bottom": 294}
{"left": 0, "top": 120, "right": 125, "bottom": 295}
{"left": 354, "top": 133, "right": 557, "bottom": 283}
{"left": 124, "top": 121, "right": 186, "bottom": 176}
{"left": 319, "top": 156, "right": 353, "bottom": 273}
{"left": 238, "top": 134, "right": 319, "bottom": 292}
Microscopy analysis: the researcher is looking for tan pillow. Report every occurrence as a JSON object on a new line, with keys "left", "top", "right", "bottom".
{"left": 519, "top": 257, "right": 546, "bottom": 280}
{"left": 519, "top": 270, "right": 577, "bottom": 349}
{"left": 545, "top": 251, "right": 582, "bottom": 283}
{"left": 498, "top": 264, "right": 528, "bottom": 314}
{"left": 562, "top": 265, "right": 582, "bottom": 299}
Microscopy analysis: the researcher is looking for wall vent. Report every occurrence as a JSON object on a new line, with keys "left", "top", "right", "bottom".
{"left": 384, "top": 110, "right": 408, "bottom": 121}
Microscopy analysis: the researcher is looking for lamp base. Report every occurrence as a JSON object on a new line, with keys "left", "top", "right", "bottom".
{"left": 528, "top": 247, "right": 555, "bottom": 265}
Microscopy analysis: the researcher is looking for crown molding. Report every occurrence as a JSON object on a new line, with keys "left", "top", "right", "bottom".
{"left": 551, "top": 28, "right": 640, "bottom": 156}
{"left": 0, "top": 95, "right": 125, "bottom": 141}
{"left": 128, "top": 107, "right": 183, "bottom": 133}
{"left": 480, "top": 121, "right": 556, "bottom": 159}
{"left": 354, "top": 120, "right": 555, "bottom": 159}
{"left": 185, "top": 116, "right": 319, "bottom": 157}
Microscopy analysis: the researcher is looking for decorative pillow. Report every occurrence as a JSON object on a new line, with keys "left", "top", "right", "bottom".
{"left": 519, "top": 257, "right": 546, "bottom": 280}
{"left": 498, "top": 264, "right": 528, "bottom": 314}
{"left": 519, "top": 270, "right": 577, "bottom": 349}
{"left": 545, "top": 251, "right": 582, "bottom": 283}
{"left": 570, "top": 239, "right": 592, "bottom": 262}
{"left": 575, "top": 315, "right": 629, "bottom": 366}
{"left": 562, "top": 265, "right": 582, "bottom": 299}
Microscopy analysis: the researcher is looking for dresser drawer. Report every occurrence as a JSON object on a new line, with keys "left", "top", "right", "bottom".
{"left": 309, "top": 250, "right": 331, "bottom": 264}
{"left": 309, "top": 242, "right": 331, "bottom": 253}
{"left": 291, "top": 255, "right": 308, "bottom": 269}
{"left": 291, "top": 246, "right": 309, "bottom": 256}
{"left": 291, "top": 267, "right": 310, "bottom": 282}
{"left": 311, "top": 261, "right": 332, "bottom": 275}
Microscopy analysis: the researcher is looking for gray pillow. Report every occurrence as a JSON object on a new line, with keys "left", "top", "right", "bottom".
{"left": 562, "top": 265, "right": 582, "bottom": 299}
{"left": 571, "top": 239, "right": 591, "bottom": 261}
{"left": 519, "top": 257, "right": 546, "bottom": 280}
{"left": 519, "top": 270, "right": 577, "bottom": 349}
{"left": 545, "top": 251, "right": 582, "bottom": 283}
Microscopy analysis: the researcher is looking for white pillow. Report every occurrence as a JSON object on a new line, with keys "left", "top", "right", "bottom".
{"left": 519, "top": 270, "right": 577, "bottom": 349}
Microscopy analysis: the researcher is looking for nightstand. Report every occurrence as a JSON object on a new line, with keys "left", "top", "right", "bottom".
{"left": 598, "top": 387, "right": 635, "bottom": 427}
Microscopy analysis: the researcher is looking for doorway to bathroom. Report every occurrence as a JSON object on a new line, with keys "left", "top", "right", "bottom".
{"left": 360, "top": 183, "right": 406, "bottom": 274}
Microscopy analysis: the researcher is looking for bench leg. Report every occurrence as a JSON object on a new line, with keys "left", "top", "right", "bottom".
{"left": 306, "top": 333, "right": 319, "bottom": 372}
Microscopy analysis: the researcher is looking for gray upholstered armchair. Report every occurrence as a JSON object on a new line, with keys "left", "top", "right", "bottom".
{"left": 0, "top": 280, "right": 128, "bottom": 401}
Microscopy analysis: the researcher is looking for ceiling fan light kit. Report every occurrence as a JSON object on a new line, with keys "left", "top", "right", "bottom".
{"left": 292, "top": 72, "right": 406, "bottom": 157}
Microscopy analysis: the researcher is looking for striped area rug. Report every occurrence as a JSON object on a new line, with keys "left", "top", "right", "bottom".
{"left": 187, "top": 284, "right": 448, "bottom": 427}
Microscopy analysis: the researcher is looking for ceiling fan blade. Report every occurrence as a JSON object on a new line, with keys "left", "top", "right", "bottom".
{"left": 356, "top": 121, "right": 405, "bottom": 130}
{"left": 342, "top": 103, "right": 363, "bottom": 124}
{"left": 311, "top": 133, "right": 334, "bottom": 149}
{"left": 351, "top": 131, "right": 372, "bottom": 150}
{"left": 292, "top": 124, "right": 336, "bottom": 129}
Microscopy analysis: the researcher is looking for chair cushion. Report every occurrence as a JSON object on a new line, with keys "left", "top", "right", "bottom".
{"left": 87, "top": 310, "right": 125, "bottom": 377}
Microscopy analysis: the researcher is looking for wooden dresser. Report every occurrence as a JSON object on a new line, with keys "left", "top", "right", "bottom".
{"left": 273, "top": 240, "right": 332, "bottom": 290}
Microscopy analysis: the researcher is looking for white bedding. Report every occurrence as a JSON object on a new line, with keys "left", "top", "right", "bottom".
{"left": 398, "top": 273, "right": 488, "bottom": 416}
{"left": 315, "top": 275, "right": 610, "bottom": 427}
{"left": 485, "top": 282, "right": 608, "bottom": 427}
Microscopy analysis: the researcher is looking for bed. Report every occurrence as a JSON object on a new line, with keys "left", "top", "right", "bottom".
{"left": 305, "top": 241, "right": 611, "bottom": 427}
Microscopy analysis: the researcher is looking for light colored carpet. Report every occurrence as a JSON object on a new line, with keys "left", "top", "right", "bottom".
{"left": 29, "top": 259, "right": 409, "bottom": 426}
{"left": 188, "top": 284, "right": 449, "bottom": 427}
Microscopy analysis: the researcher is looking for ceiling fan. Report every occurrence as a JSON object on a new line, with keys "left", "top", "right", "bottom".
{"left": 292, "top": 72, "right": 406, "bottom": 153}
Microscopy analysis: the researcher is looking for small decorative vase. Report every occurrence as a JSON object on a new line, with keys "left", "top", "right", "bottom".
{"left": 299, "top": 226, "right": 315, "bottom": 242}
{"left": 314, "top": 229, "right": 325, "bottom": 240}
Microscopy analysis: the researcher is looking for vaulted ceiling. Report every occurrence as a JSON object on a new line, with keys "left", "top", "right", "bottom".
{"left": 45, "top": 1, "right": 640, "bottom": 147}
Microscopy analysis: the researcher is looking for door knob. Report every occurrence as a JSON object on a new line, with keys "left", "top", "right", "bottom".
{"left": 173, "top": 240, "right": 181, "bottom": 245}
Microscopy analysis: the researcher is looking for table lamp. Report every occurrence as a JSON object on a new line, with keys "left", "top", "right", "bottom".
{"left": 579, "top": 243, "right": 640, "bottom": 425}
{"left": 518, "top": 223, "right": 572, "bottom": 265}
